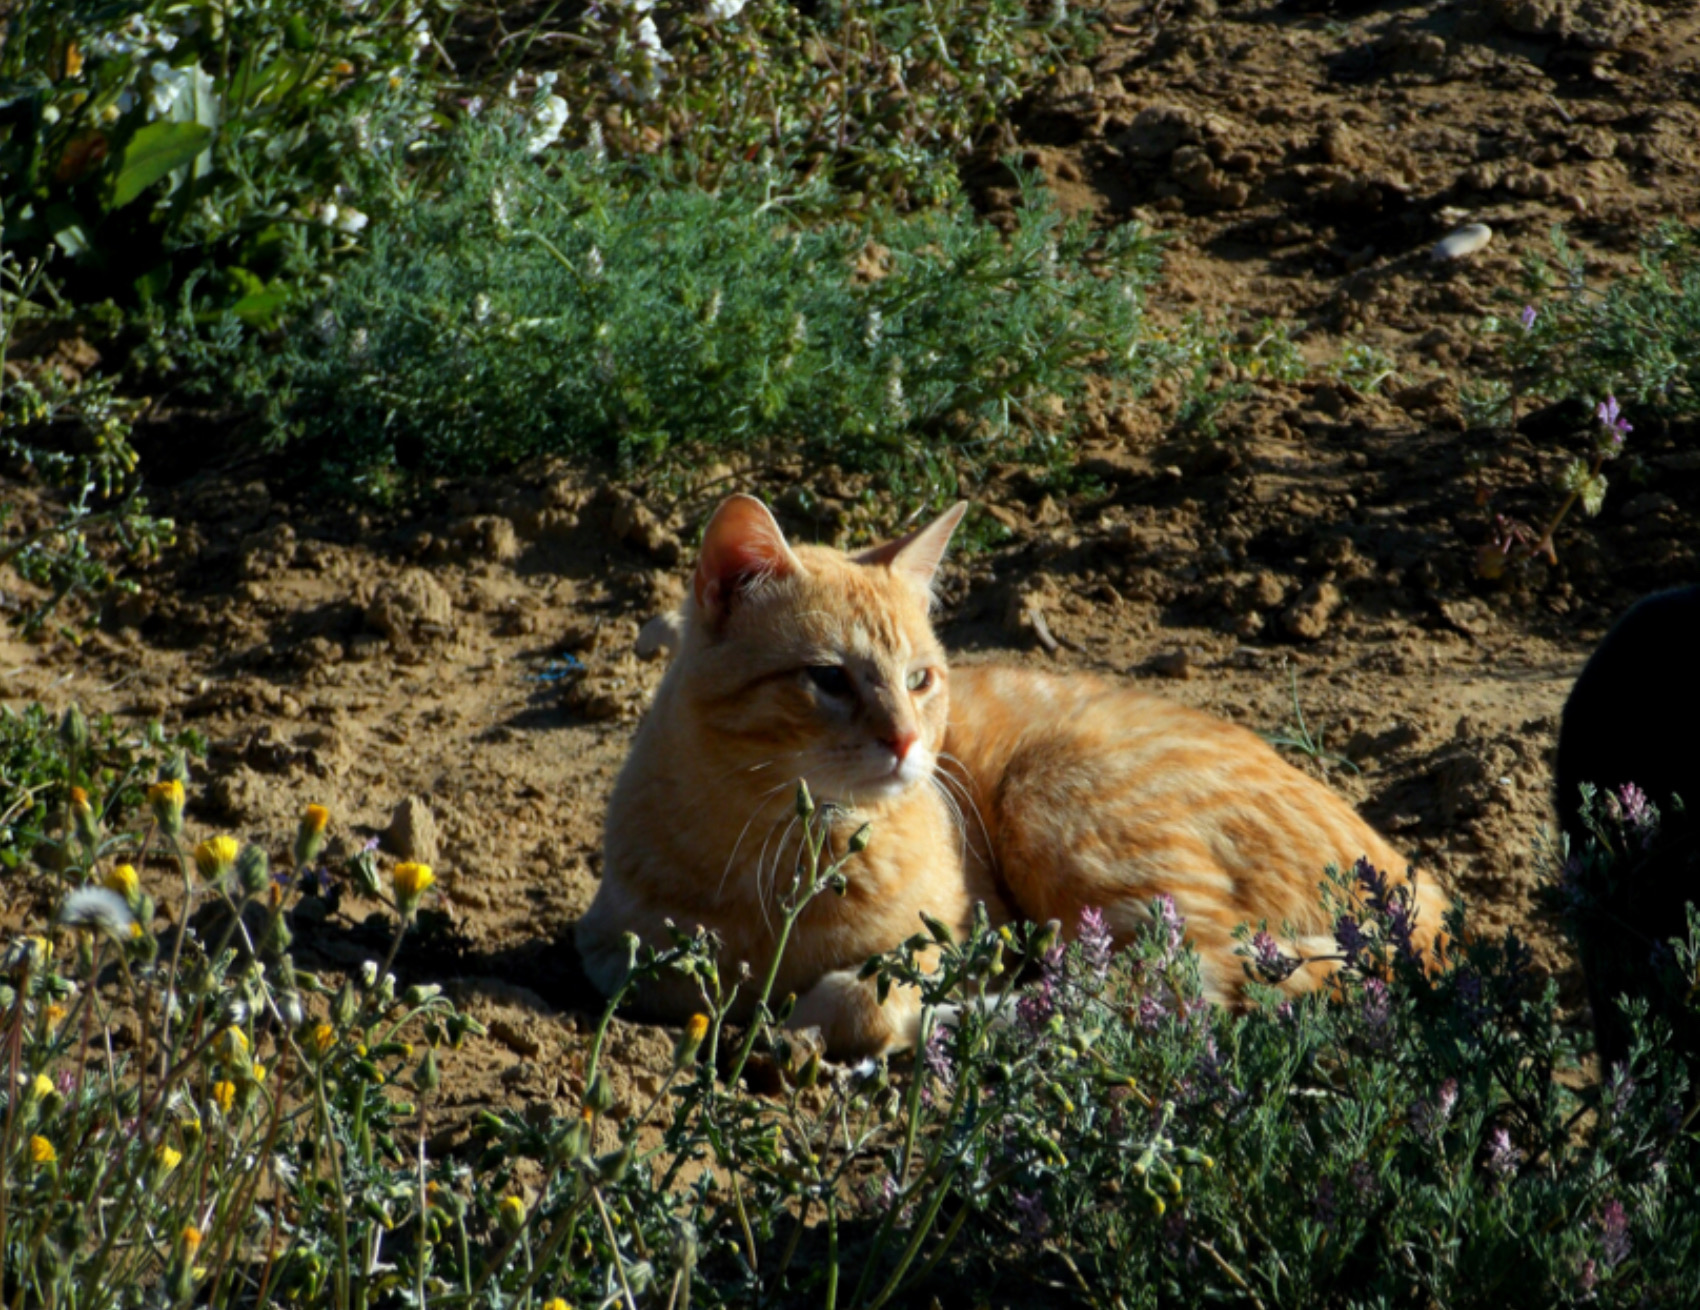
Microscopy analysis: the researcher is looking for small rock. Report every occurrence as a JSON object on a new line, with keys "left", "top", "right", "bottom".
{"left": 1282, "top": 582, "right": 1343, "bottom": 641}
{"left": 365, "top": 569, "right": 455, "bottom": 643}
{"left": 1431, "top": 223, "right": 1493, "bottom": 261}
{"left": 384, "top": 796, "right": 440, "bottom": 866}
{"left": 1149, "top": 649, "right": 1194, "bottom": 679}
{"left": 635, "top": 612, "right": 683, "bottom": 660}
{"left": 489, "top": 1018, "right": 544, "bottom": 1060}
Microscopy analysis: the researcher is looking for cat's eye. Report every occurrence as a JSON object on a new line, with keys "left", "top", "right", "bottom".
{"left": 806, "top": 665, "right": 854, "bottom": 698}
{"left": 906, "top": 667, "right": 934, "bottom": 693}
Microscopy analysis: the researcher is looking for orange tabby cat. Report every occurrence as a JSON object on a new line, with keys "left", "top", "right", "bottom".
{"left": 577, "top": 495, "right": 1446, "bottom": 1055}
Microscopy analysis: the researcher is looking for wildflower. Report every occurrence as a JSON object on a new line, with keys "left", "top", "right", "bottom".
{"left": 69, "top": 786, "right": 99, "bottom": 847}
{"left": 31, "top": 1074, "right": 53, "bottom": 1099}
{"left": 335, "top": 207, "right": 369, "bottom": 235}
{"left": 864, "top": 309, "right": 883, "bottom": 348}
{"left": 1359, "top": 976, "right": 1391, "bottom": 1031}
{"left": 1595, "top": 1197, "right": 1631, "bottom": 1268}
{"left": 308, "top": 1023, "right": 337, "bottom": 1059}
{"left": 1, "top": 936, "right": 53, "bottom": 976}
{"left": 155, "top": 1143, "right": 183, "bottom": 1174}
{"left": 58, "top": 887, "right": 135, "bottom": 938}
{"left": 211, "top": 1080, "right": 236, "bottom": 1113}
{"left": 1150, "top": 893, "right": 1185, "bottom": 964}
{"left": 194, "top": 835, "right": 238, "bottom": 881}
{"left": 498, "top": 1194, "right": 528, "bottom": 1234}
{"left": 1520, "top": 304, "right": 1537, "bottom": 331}
{"left": 392, "top": 862, "right": 435, "bottom": 915}
{"left": 1135, "top": 992, "right": 1169, "bottom": 1031}
{"left": 1013, "top": 1192, "right": 1049, "bottom": 1245}
{"left": 673, "top": 1013, "right": 709, "bottom": 1070}
{"left": 1016, "top": 976, "right": 1055, "bottom": 1034}
{"left": 1333, "top": 915, "right": 1367, "bottom": 967}
{"left": 586, "top": 246, "right": 605, "bottom": 279}
{"left": 105, "top": 864, "right": 140, "bottom": 902}
{"left": 148, "top": 779, "right": 185, "bottom": 836}
{"left": 526, "top": 93, "right": 570, "bottom": 154}
{"left": 30, "top": 1135, "right": 57, "bottom": 1165}
{"left": 1249, "top": 929, "right": 1297, "bottom": 983}
{"left": 1484, "top": 1125, "right": 1520, "bottom": 1180}
{"left": 542, "top": 1301, "right": 573, "bottom": 1310}
{"left": 1411, "top": 1077, "right": 1458, "bottom": 1141}
{"left": 707, "top": 0, "right": 747, "bottom": 18}
{"left": 1617, "top": 782, "right": 1658, "bottom": 848}
{"left": 1596, "top": 395, "right": 1632, "bottom": 444}
{"left": 181, "top": 1225, "right": 202, "bottom": 1249}
{"left": 147, "top": 61, "right": 193, "bottom": 119}
{"left": 64, "top": 42, "right": 85, "bottom": 78}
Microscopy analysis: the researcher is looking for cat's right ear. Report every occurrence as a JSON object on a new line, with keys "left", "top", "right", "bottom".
{"left": 693, "top": 495, "right": 800, "bottom": 624}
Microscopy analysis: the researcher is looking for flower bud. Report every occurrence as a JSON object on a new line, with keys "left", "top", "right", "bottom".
{"left": 392, "top": 862, "right": 435, "bottom": 917}
{"left": 194, "top": 835, "right": 239, "bottom": 882}
{"left": 920, "top": 912, "right": 954, "bottom": 946}
{"left": 236, "top": 845, "right": 270, "bottom": 897}
{"left": 293, "top": 805, "right": 330, "bottom": 869}
{"left": 584, "top": 1073, "right": 614, "bottom": 1115}
{"left": 795, "top": 780, "right": 815, "bottom": 820}
{"left": 498, "top": 1195, "right": 527, "bottom": 1235}
{"left": 69, "top": 787, "right": 99, "bottom": 850}
{"left": 334, "top": 982, "right": 358, "bottom": 1027}
{"left": 672, "top": 1013, "right": 709, "bottom": 1071}
{"left": 105, "top": 864, "right": 140, "bottom": 907}
{"left": 1033, "top": 919, "right": 1062, "bottom": 958}
{"left": 59, "top": 705, "right": 89, "bottom": 757}
{"left": 148, "top": 778, "right": 185, "bottom": 839}
{"left": 414, "top": 1046, "right": 441, "bottom": 1093}
{"left": 847, "top": 823, "right": 872, "bottom": 854}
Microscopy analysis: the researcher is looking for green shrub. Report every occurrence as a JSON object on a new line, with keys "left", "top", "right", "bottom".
{"left": 199, "top": 127, "right": 1162, "bottom": 501}
{"left": 0, "top": 0, "right": 456, "bottom": 321}
{"left": 4, "top": 761, "right": 1696, "bottom": 1308}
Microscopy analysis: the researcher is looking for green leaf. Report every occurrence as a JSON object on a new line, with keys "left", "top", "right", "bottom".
{"left": 230, "top": 283, "right": 292, "bottom": 329}
{"left": 44, "top": 203, "right": 92, "bottom": 258}
{"left": 111, "top": 122, "right": 212, "bottom": 210}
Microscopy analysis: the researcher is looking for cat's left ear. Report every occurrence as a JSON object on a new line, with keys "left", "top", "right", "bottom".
{"left": 855, "top": 502, "right": 968, "bottom": 596}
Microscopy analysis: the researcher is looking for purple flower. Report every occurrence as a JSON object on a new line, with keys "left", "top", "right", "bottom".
{"left": 1334, "top": 915, "right": 1367, "bottom": 967}
{"left": 1013, "top": 1192, "right": 1049, "bottom": 1245}
{"left": 1313, "top": 1178, "right": 1337, "bottom": 1231}
{"left": 922, "top": 1025, "right": 954, "bottom": 1090}
{"left": 1360, "top": 977, "right": 1391, "bottom": 1031}
{"left": 1411, "top": 1077, "right": 1458, "bottom": 1142}
{"left": 1077, "top": 906, "right": 1113, "bottom": 984}
{"left": 1016, "top": 977, "right": 1055, "bottom": 1036}
{"left": 1520, "top": 305, "right": 1538, "bottom": 331}
{"left": 1136, "top": 993, "right": 1169, "bottom": 1031}
{"left": 1596, "top": 1197, "right": 1631, "bottom": 1269}
{"left": 1485, "top": 1126, "right": 1520, "bottom": 1180}
{"left": 1250, "top": 930, "right": 1297, "bottom": 983}
{"left": 1150, "top": 894, "right": 1185, "bottom": 964}
{"left": 1596, "top": 395, "right": 1632, "bottom": 444}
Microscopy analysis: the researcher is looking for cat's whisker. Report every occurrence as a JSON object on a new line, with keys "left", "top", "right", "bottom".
{"left": 927, "top": 775, "right": 970, "bottom": 869}
{"left": 933, "top": 752, "right": 993, "bottom": 864}
{"left": 717, "top": 778, "right": 797, "bottom": 904}
{"left": 757, "top": 814, "right": 803, "bottom": 936}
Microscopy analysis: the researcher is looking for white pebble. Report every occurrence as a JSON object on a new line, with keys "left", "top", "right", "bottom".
{"left": 1431, "top": 223, "right": 1493, "bottom": 261}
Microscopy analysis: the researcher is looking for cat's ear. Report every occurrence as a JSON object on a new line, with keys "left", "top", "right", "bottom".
{"left": 855, "top": 501, "right": 968, "bottom": 595}
{"left": 693, "top": 495, "right": 800, "bottom": 621}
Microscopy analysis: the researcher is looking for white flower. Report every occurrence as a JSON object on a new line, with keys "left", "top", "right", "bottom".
{"left": 474, "top": 293, "right": 492, "bottom": 323}
{"left": 864, "top": 309, "right": 883, "bottom": 348}
{"left": 586, "top": 246, "right": 605, "bottom": 279}
{"left": 147, "top": 62, "right": 193, "bottom": 119}
{"left": 319, "top": 201, "right": 340, "bottom": 228}
{"left": 634, "top": 16, "right": 668, "bottom": 58}
{"left": 707, "top": 0, "right": 748, "bottom": 18}
{"left": 57, "top": 888, "right": 135, "bottom": 937}
{"left": 525, "top": 93, "right": 570, "bottom": 154}
{"left": 336, "top": 206, "right": 369, "bottom": 235}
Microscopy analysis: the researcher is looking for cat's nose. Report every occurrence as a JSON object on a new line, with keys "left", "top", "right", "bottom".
{"left": 883, "top": 730, "right": 918, "bottom": 764}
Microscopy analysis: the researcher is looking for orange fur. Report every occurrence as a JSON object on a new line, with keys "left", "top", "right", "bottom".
{"left": 578, "top": 497, "right": 1446, "bottom": 1056}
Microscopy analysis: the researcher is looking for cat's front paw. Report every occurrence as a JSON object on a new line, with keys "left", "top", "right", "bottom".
{"left": 788, "top": 966, "right": 925, "bottom": 1058}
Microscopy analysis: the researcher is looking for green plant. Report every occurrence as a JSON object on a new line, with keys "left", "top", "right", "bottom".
{"left": 0, "top": 246, "right": 175, "bottom": 631}
{"left": 191, "top": 129, "right": 1163, "bottom": 509}
{"left": 1262, "top": 663, "right": 1360, "bottom": 779}
{"left": 498, "top": 0, "right": 1093, "bottom": 211}
{"left": 1159, "top": 314, "right": 1307, "bottom": 438}
{"left": 0, "top": 0, "right": 457, "bottom": 321}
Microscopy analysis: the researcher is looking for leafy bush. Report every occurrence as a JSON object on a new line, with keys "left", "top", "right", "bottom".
{"left": 4, "top": 757, "right": 1697, "bottom": 1308}
{"left": 0, "top": 0, "right": 455, "bottom": 320}
{"left": 1, "top": 250, "right": 175, "bottom": 631}
{"left": 538, "top": 0, "right": 1091, "bottom": 209}
{"left": 197, "top": 127, "right": 1162, "bottom": 500}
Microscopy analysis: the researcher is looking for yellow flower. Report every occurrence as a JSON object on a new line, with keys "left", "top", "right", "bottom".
{"left": 211, "top": 1081, "right": 236, "bottom": 1113}
{"left": 44, "top": 1003, "right": 66, "bottom": 1031}
{"left": 310, "top": 1023, "right": 336, "bottom": 1056}
{"left": 148, "top": 780, "right": 185, "bottom": 835}
{"left": 251, "top": 1063, "right": 268, "bottom": 1084}
{"left": 672, "top": 1012, "right": 710, "bottom": 1070}
{"left": 498, "top": 1194, "right": 527, "bottom": 1234}
{"left": 392, "top": 862, "right": 435, "bottom": 901}
{"left": 294, "top": 805, "right": 330, "bottom": 869}
{"left": 30, "top": 1135, "right": 56, "bottom": 1165}
{"left": 69, "top": 786, "right": 90, "bottom": 810}
{"left": 181, "top": 1225, "right": 203, "bottom": 1249}
{"left": 194, "top": 836, "right": 240, "bottom": 880}
{"left": 155, "top": 1144, "right": 183, "bottom": 1174}
{"left": 543, "top": 1300, "right": 573, "bottom": 1310}
{"left": 105, "top": 864, "right": 140, "bottom": 900}
{"left": 31, "top": 1074, "right": 53, "bottom": 1099}
{"left": 64, "top": 42, "right": 84, "bottom": 78}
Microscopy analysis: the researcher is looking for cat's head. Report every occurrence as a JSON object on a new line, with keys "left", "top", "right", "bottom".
{"left": 673, "top": 495, "right": 966, "bottom": 806}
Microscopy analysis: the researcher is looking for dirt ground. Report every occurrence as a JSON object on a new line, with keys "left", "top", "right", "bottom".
{"left": 6, "top": 0, "right": 1700, "bottom": 1136}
